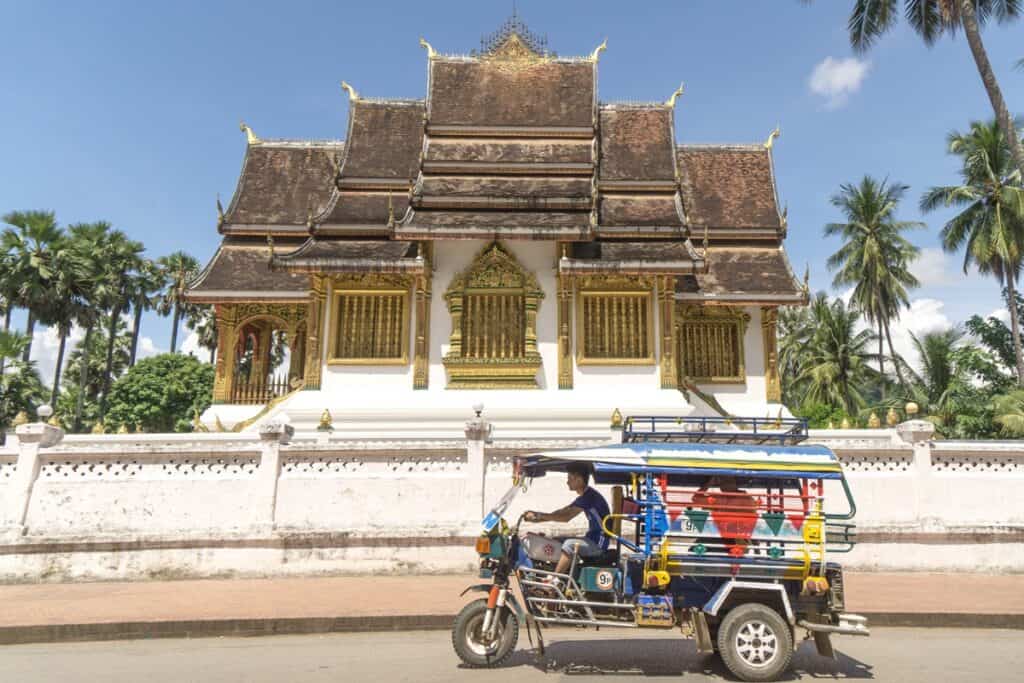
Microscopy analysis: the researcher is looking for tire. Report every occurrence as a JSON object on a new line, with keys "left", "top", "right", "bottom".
{"left": 451, "top": 598, "right": 519, "bottom": 668}
{"left": 716, "top": 602, "right": 793, "bottom": 682}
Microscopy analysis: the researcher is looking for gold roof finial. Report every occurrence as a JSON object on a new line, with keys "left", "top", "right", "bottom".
{"left": 266, "top": 234, "right": 275, "bottom": 268}
{"left": 318, "top": 409, "right": 334, "bottom": 432}
{"left": 216, "top": 194, "right": 225, "bottom": 228}
{"left": 610, "top": 408, "right": 623, "bottom": 429}
{"left": 665, "top": 82, "right": 685, "bottom": 107}
{"left": 764, "top": 125, "right": 781, "bottom": 150}
{"left": 418, "top": 37, "right": 436, "bottom": 59}
{"left": 341, "top": 81, "right": 359, "bottom": 102}
{"left": 330, "top": 153, "right": 342, "bottom": 183}
{"left": 803, "top": 264, "right": 810, "bottom": 293}
{"left": 239, "top": 121, "right": 260, "bottom": 145}
{"left": 590, "top": 38, "right": 607, "bottom": 62}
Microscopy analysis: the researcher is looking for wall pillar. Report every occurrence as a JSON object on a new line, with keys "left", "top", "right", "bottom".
{"left": 303, "top": 276, "right": 326, "bottom": 391}
{"left": 256, "top": 419, "right": 293, "bottom": 529}
{"left": 557, "top": 267, "right": 573, "bottom": 389}
{"left": 413, "top": 256, "right": 432, "bottom": 390}
{"left": 464, "top": 405, "right": 491, "bottom": 521}
{"left": 5, "top": 407, "right": 63, "bottom": 535}
{"left": 212, "top": 305, "right": 238, "bottom": 403}
{"left": 761, "top": 306, "right": 781, "bottom": 403}
{"left": 659, "top": 276, "right": 677, "bottom": 389}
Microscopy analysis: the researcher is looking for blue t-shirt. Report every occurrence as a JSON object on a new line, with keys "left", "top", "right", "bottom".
{"left": 572, "top": 487, "right": 611, "bottom": 550}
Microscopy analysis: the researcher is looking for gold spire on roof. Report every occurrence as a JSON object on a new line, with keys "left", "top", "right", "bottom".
{"left": 590, "top": 38, "right": 607, "bottom": 62}
{"left": 665, "top": 82, "right": 685, "bottom": 107}
{"left": 418, "top": 37, "right": 436, "bottom": 59}
{"left": 239, "top": 121, "right": 260, "bottom": 145}
{"left": 764, "top": 125, "right": 781, "bottom": 150}
{"left": 341, "top": 81, "right": 359, "bottom": 102}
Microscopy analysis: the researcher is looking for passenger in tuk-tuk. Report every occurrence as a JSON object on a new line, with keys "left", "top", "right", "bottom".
{"left": 691, "top": 476, "right": 759, "bottom": 551}
{"left": 523, "top": 463, "right": 610, "bottom": 577}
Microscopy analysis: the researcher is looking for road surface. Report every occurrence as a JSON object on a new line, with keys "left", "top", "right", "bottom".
{"left": 0, "top": 627, "right": 1020, "bottom": 682}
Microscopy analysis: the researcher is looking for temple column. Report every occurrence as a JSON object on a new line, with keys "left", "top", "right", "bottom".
{"left": 557, "top": 268, "right": 573, "bottom": 389}
{"left": 659, "top": 276, "right": 677, "bottom": 390}
{"left": 761, "top": 306, "right": 781, "bottom": 403}
{"left": 303, "top": 276, "right": 326, "bottom": 391}
{"left": 251, "top": 322, "right": 272, "bottom": 383}
{"left": 413, "top": 256, "right": 432, "bottom": 390}
{"left": 212, "top": 304, "right": 239, "bottom": 403}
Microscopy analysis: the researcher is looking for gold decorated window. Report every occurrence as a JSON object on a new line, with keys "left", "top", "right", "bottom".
{"left": 576, "top": 290, "right": 654, "bottom": 365}
{"left": 675, "top": 305, "right": 749, "bottom": 383}
{"left": 460, "top": 293, "right": 527, "bottom": 359}
{"left": 329, "top": 286, "right": 410, "bottom": 365}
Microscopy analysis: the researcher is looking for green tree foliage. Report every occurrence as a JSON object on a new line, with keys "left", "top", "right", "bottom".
{"left": 105, "top": 354, "right": 213, "bottom": 433}
{"left": 965, "top": 291, "right": 1024, "bottom": 374}
{"left": 0, "top": 332, "right": 45, "bottom": 437}
{"left": 157, "top": 251, "right": 200, "bottom": 353}
{"left": 993, "top": 389, "right": 1024, "bottom": 435}
{"left": 1, "top": 210, "right": 61, "bottom": 362}
{"left": 55, "top": 320, "right": 131, "bottom": 432}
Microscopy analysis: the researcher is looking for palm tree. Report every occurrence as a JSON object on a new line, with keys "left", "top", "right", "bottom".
{"left": 189, "top": 305, "right": 219, "bottom": 364}
{"left": 65, "top": 222, "right": 111, "bottom": 432}
{"left": 993, "top": 389, "right": 1024, "bottom": 435}
{"left": 826, "top": 177, "right": 923, "bottom": 392}
{"left": 921, "top": 119, "right": 1024, "bottom": 385}
{"left": 157, "top": 251, "right": 199, "bottom": 353}
{"left": 128, "top": 259, "right": 166, "bottom": 367}
{"left": 43, "top": 241, "right": 90, "bottom": 405}
{"left": 904, "top": 328, "right": 974, "bottom": 434}
{"left": 0, "top": 331, "right": 46, "bottom": 438}
{"left": 778, "top": 305, "right": 814, "bottom": 406}
{"left": 832, "top": 0, "right": 1024, "bottom": 177}
{"left": 97, "top": 232, "right": 144, "bottom": 417}
{"left": 796, "top": 294, "right": 879, "bottom": 415}
{"left": 1, "top": 210, "right": 61, "bottom": 362}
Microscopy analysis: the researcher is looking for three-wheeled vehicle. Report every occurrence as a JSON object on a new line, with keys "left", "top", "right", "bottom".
{"left": 452, "top": 415, "right": 869, "bottom": 682}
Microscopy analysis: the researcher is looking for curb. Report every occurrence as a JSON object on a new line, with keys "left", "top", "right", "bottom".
{"left": 0, "top": 612, "right": 1022, "bottom": 646}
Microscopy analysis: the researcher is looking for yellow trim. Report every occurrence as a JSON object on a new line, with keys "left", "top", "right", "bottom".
{"left": 637, "top": 457, "right": 843, "bottom": 473}
{"left": 576, "top": 289, "right": 656, "bottom": 366}
{"left": 328, "top": 286, "right": 411, "bottom": 365}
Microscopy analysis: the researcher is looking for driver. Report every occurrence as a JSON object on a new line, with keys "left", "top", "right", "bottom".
{"left": 524, "top": 463, "right": 610, "bottom": 577}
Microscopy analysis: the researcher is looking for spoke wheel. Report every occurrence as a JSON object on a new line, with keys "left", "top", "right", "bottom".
{"left": 717, "top": 603, "right": 793, "bottom": 682}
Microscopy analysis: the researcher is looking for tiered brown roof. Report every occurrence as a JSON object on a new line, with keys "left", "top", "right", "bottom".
{"left": 189, "top": 24, "right": 803, "bottom": 304}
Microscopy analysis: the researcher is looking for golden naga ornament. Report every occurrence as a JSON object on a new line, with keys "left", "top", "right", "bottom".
{"left": 867, "top": 412, "right": 881, "bottom": 429}
{"left": 610, "top": 408, "right": 624, "bottom": 429}
{"left": 886, "top": 406, "right": 900, "bottom": 427}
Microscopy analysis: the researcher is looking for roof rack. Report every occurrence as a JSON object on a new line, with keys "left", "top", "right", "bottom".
{"left": 622, "top": 415, "right": 809, "bottom": 447}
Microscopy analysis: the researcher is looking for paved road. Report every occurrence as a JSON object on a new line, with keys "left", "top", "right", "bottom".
{"left": 0, "top": 627, "right": 1020, "bottom": 682}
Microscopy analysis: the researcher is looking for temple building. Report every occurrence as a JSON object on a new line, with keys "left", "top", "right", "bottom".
{"left": 186, "top": 18, "right": 807, "bottom": 436}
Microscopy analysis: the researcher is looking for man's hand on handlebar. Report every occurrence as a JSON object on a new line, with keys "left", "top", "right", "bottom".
{"left": 523, "top": 510, "right": 542, "bottom": 522}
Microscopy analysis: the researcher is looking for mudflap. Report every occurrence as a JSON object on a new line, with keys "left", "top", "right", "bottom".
{"left": 691, "top": 608, "right": 714, "bottom": 655}
{"left": 814, "top": 631, "right": 836, "bottom": 660}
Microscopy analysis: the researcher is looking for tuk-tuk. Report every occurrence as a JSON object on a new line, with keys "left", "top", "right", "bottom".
{"left": 452, "top": 415, "right": 868, "bottom": 682}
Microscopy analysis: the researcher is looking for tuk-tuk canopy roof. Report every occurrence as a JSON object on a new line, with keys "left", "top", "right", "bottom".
{"left": 518, "top": 442, "right": 844, "bottom": 483}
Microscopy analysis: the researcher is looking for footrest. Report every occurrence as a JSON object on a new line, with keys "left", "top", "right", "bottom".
{"left": 798, "top": 613, "right": 870, "bottom": 637}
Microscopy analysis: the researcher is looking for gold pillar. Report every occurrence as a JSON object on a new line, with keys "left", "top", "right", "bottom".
{"left": 659, "top": 276, "right": 677, "bottom": 389}
{"left": 303, "top": 275, "right": 326, "bottom": 390}
{"left": 413, "top": 246, "right": 432, "bottom": 390}
{"left": 212, "top": 304, "right": 238, "bottom": 403}
{"left": 250, "top": 321, "right": 272, "bottom": 382}
{"left": 557, "top": 268, "right": 573, "bottom": 389}
{"left": 761, "top": 306, "right": 781, "bottom": 403}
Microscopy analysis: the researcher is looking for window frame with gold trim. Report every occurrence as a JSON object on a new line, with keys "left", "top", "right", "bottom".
{"left": 575, "top": 278, "right": 656, "bottom": 366}
{"left": 327, "top": 282, "right": 411, "bottom": 366}
{"left": 674, "top": 304, "right": 749, "bottom": 383}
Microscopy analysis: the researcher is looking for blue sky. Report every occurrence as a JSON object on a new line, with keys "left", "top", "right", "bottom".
{"left": 1, "top": 1, "right": 1023, "bottom": 379}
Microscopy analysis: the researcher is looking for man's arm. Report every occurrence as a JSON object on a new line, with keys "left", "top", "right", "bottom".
{"left": 525, "top": 505, "right": 582, "bottom": 523}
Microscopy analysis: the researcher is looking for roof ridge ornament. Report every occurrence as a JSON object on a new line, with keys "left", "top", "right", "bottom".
{"left": 239, "top": 121, "right": 260, "bottom": 145}
{"left": 266, "top": 235, "right": 275, "bottom": 267}
{"left": 216, "top": 194, "right": 225, "bottom": 228}
{"left": 341, "top": 81, "right": 359, "bottom": 102}
{"left": 386, "top": 191, "right": 395, "bottom": 229}
{"left": 665, "top": 82, "right": 685, "bottom": 108}
{"left": 590, "top": 38, "right": 607, "bottom": 62}
{"left": 764, "top": 125, "right": 781, "bottom": 150}
{"left": 419, "top": 37, "right": 436, "bottom": 59}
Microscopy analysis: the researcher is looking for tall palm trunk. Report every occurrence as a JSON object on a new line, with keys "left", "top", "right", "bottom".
{"left": 877, "top": 319, "right": 886, "bottom": 400}
{"left": 129, "top": 300, "right": 143, "bottom": 367}
{"left": 170, "top": 302, "right": 181, "bottom": 353}
{"left": 99, "top": 303, "right": 122, "bottom": 416}
{"left": 0, "top": 304, "right": 10, "bottom": 376}
{"left": 50, "top": 327, "right": 68, "bottom": 405}
{"left": 883, "top": 319, "right": 909, "bottom": 391}
{"left": 1005, "top": 270, "right": 1024, "bottom": 386}
{"left": 958, "top": 0, "right": 1024, "bottom": 177}
{"left": 74, "top": 325, "right": 93, "bottom": 432}
{"left": 22, "top": 310, "right": 35, "bottom": 362}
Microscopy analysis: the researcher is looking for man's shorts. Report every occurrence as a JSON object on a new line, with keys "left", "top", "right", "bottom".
{"left": 561, "top": 538, "right": 604, "bottom": 558}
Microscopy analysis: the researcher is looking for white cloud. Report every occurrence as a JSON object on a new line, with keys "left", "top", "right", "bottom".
{"left": 27, "top": 324, "right": 84, "bottom": 388}
{"left": 912, "top": 247, "right": 956, "bottom": 287}
{"left": 809, "top": 57, "right": 869, "bottom": 109}
{"left": 179, "top": 329, "right": 204, "bottom": 359}
{"left": 887, "top": 298, "right": 953, "bottom": 370}
{"left": 986, "top": 307, "right": 1011, "bottom": 325}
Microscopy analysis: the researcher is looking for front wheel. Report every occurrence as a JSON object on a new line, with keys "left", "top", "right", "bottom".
{"left": 452, "top": 598, "right": 519, "bottom": 668}
{"left": 716, "top": 602, "right": 793, "bottom": 682}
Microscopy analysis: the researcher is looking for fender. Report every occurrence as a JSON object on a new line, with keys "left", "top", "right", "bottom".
{"left": 459, "top": 584, "right": 526, "bottom": 619}
{"left": 703, "top": 579, "right": 795, "bottom": 625}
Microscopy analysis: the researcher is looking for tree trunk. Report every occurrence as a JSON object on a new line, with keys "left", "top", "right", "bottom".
{"left": 22, "top": 310, "right": 35, "bottom": 362}
{"left": 170, "top": 303, "right": 181, "bottom": 353}
{"left": 877, "top": 319, "right": 886, "bottom": 400}
{"left": 74, "top": 325, "right": 93, "bottom": 433}
{"left": 1005, "top": 271, "right": 1024, "bottom": 386}
{"left": 0, "top": 304, "right": 10, "bottom": 376}
{"left": 129, "top": 301, "right": 143, "bottom": 367}
{"left": 884, "top": 320, "right": 909, "bottom": 392}
{"left": 50, "top": 327, "right": 68, "bottom": 405}
{"left": 99, "top": 304, "right": 122, "bottom": 417}
{"left": 959, "top": 0, "right": 1024, "bottom": 177}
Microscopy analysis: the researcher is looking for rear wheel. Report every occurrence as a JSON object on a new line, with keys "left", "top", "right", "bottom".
{"left": 451, "top": 598, "right": 519, "bottom": 668}
{"left": 716, "top": 602, "right": 793, "bottom": 682}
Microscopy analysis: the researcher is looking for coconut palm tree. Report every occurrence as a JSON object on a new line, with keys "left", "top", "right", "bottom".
{"left": 1, "top": 210, "right": 62, "bottom": 362}
{"left": 826, "top": 177, "right": 923, "bottom": 393}
{"left": 795, "top": 294, "right": 879, "bottom": 415}
{"left": 189, "top": 305, "right": 218, "bottom": 364}
{"left": 778, "top": 305, "right": 814, "bottom": 406}
{"left": 157, "top": 251, "right": 199, "bottom": 353}
{"left": 97, "top": 232, "right": 144, "bottom": 417}
{"left": 127, "top": 259, "right": 166, "bottom": 367}
{"left": 921, "top": 119, "right": 1024, "bottom": 385}
{"left": 993, "top": 389, "right": 1024, "bottom": 435}
{"left": 43, "top": 241, "right": 90, "bottom": 405}
{"left": 829, "top": 0, "right": 1024, "bottom": 177}
{"left": 903, "top": 328, "right": 976, "bottom": 434}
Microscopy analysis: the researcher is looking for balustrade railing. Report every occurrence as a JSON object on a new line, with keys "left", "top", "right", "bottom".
{"left": 229, "top": 373, "right": 295, "bottom": 405}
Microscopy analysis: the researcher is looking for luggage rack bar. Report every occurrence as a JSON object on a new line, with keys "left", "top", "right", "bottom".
{"left": 622, "top": 415, "right": 809, "bottom": 446}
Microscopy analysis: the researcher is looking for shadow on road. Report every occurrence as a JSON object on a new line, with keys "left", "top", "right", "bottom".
{"left": 472, "top": 638, "right": 874, "bottom": 679}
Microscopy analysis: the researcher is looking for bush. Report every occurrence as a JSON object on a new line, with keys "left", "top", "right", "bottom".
{"left": 105, "top": 354, "right": 213, "bottom": 433}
